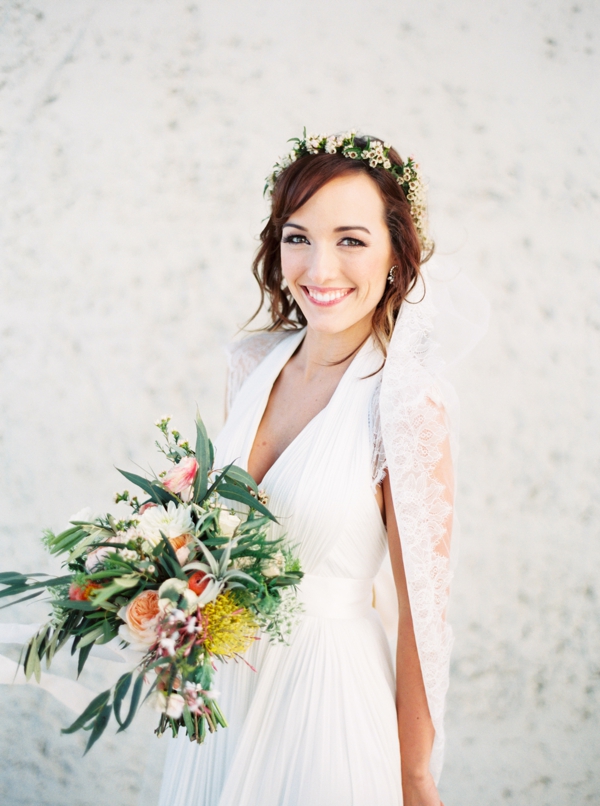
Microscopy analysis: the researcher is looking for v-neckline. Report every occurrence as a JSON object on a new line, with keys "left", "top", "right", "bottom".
{"left": 244, "top": 329, "right": 371, "bottom": 488}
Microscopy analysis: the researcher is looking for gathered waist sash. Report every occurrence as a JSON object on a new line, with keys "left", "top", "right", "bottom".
{"left": 299, "top": 574, "right": 374, "bottom": 620}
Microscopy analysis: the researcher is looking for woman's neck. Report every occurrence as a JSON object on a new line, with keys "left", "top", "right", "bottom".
{"left": 293, "top": 316, "right": 373, "bottom": 383}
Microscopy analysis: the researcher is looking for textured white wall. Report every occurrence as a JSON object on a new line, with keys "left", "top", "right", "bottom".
{"left": 0, "top": 1, "right": 599, "bottom": 804}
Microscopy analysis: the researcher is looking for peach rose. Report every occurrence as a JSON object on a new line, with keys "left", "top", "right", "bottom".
{"left": 118, "top": 589, "right": 160, "bottom": 650}
{"left": 163, "top": 457, "right": 198, "bottom": 501}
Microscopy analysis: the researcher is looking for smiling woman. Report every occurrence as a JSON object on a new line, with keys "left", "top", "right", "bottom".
{"left": 252, "top": 138, "right": 425, "bottom": 359}
{"left": 157, "top": 132, "right": 488, "bottom": 806}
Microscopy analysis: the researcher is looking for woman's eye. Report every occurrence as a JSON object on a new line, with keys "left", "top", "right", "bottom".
{"left": 340, "top": 237, "right": 365, "bottom": 247}
{"left": 282, "top": 234, "right": 309, "bottom": 245}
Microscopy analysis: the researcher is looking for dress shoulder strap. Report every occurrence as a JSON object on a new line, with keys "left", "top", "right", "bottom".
{"left": 224, "top": 330, "right": 293, "bottom": 415}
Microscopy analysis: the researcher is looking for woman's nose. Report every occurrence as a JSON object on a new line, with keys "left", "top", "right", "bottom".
{"left": 305, "top": 245, "right": 340, "bottom": 285}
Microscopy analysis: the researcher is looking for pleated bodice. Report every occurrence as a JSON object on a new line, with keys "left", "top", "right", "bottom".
{"left": 213, "top": 328, "right": 388, "bottom": 581}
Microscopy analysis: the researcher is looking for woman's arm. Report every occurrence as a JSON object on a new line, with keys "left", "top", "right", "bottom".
{"left": 382, "top": 400, "right": 453, "bottom": 806}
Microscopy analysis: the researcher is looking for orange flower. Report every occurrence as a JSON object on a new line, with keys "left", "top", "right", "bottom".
{"left": 188, "top": 570, "right": 210, "bottom": 596}
{"left": 68, "top": 581, "right": 102, "bottom": 601}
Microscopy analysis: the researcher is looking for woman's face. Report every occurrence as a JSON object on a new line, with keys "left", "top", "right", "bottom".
{"left": 280, "top": 172, "right": 394, "bottom": 336}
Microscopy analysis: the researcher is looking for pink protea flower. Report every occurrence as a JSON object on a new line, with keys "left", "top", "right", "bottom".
{"left": 163, "top": 457, "right": 198, "bottom": 501}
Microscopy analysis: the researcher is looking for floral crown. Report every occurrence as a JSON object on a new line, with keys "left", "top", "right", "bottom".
{"left": 265, "top": 130, "right": 432, "bottom": 251}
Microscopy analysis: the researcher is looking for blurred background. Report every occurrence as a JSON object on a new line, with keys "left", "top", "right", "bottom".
{"left": 0, "top": 1, "right": 599, "bottom": 804}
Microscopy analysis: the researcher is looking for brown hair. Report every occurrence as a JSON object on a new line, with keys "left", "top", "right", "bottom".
{"left": 247, "top": 136, "right": 432, "bottom": 360}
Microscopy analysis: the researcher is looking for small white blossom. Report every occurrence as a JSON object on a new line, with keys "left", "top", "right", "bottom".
{"left": 160, "top": 637, "right": 177, "bottom": 656}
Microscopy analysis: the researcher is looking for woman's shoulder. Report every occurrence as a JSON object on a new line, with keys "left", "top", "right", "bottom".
{"left": 224, "top": 329, "right": 296, "bottom": 414}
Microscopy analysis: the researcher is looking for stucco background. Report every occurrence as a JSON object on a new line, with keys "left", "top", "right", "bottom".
{"left": 0, "top": 1, "right": 599, "bottom": 804}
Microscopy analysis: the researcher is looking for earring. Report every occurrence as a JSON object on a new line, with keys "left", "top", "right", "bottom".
{"left": 387, "top": 265, "right": 398, "bottom": 283}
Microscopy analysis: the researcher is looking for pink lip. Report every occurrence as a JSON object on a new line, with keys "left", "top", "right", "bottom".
{"left": 301, "top": 286, "right": 355, "bottom": 308}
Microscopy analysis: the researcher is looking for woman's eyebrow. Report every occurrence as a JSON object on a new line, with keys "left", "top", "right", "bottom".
{"left": 334, "top": 226, "right": 371, "bottom": 234}
{"left": 282, "top": 223, "right": 371, "bottom": 234}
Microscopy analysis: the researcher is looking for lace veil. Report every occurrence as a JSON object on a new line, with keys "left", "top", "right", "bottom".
{"left": 378, "top": 254, "right": 489, "bottom": 779}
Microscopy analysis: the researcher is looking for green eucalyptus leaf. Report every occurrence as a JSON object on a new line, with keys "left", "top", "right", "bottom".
{"left": 117, "top": 673, "right": 145, "bottom": 732}
{"left": 51, "top": 599, "right": 96, "bottom": 611}
{"left": 113, "top": 672, "right": 133, "bottom": 726}
{"left": 0, "top": 572, "right": 29, "bottom": 584}
{"left": 217, "top": 483, "right": 278, "bottom": 522}
{"left": 0, "top": 591, "right": 44, "bottom": 609}
{"left": 222, "top": 465, "right": 259, "bottom": 494}
{"left": 117, "top": 469, "right": 178, "bottom": 506}
{"left": 204, "top": 462, "right": 236, "bottom": 500}
{"left": 84, "top": 702, "right": 113, "bottom": 754}
{"left": 77, "top": 626, "right": 105, "bottom": 648}
{"left": 193, "top": 412, "right": 210, "bottom": 502}
{"left": 62, "top": 689, "right": 111, "bottom": 734}
{"left": 77, "top": 643, "right": 94, "bottom": 677}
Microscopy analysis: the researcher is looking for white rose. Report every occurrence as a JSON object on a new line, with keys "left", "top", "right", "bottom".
{"left": 150, "top": 691, "right": 185, "bottom": 719}
{"left": 165, "top": 692, "right": 185, "bottom": 719}
{"left": 158, "top": 577, "right": 198, "bottom": 614}
{"left": 158, "top": 578, "right": 188, "bottom": 599}
{"left": 149, "top": 690, "right": 167, "bottom": 713}
{"left": 261, "top": 551, "right": 286, "bottom": 578}
{"left": 218, "top": 509, "right": 241, "bottom": 538}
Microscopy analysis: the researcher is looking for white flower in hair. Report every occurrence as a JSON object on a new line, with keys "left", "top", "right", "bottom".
{"left": 264, "top": 129, "right": 433, "bottom": 251}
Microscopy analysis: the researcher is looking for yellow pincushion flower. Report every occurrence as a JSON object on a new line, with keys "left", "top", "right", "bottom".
{"left": 203, "top": 592, "right": 257, "bottom": 657}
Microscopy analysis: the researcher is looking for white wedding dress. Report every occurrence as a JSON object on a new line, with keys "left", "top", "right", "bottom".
{"left": 158, "top": 328, "right": 403, "bottom": 806}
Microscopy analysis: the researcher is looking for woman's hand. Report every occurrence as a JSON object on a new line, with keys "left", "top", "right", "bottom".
{"left": 402, "top": 770, "right": 444, "bottom": 806}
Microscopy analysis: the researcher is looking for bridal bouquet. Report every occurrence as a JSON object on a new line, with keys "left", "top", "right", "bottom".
{"left": 0, "top": 415, "right": 302, "bottom": 752}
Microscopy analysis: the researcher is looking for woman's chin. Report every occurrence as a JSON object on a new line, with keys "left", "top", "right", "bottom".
{"left": 302, "top": 313, "right": 370, "bottom": 337}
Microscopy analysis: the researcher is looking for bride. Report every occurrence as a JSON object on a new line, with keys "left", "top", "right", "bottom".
{"left": 158, "top": 132, "right": 485, "bottom": 806}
